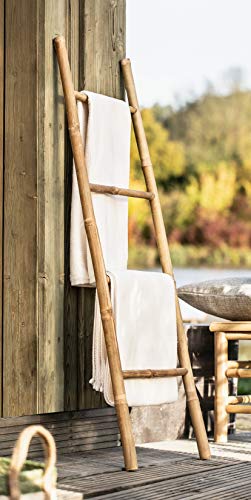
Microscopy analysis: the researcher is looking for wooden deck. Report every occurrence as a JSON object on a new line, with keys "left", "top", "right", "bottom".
{"left": 55, "top": 436, "right": 251, "bottom": 499}
{"left": 1, "top": 409, "right": 251, "bottom": 498}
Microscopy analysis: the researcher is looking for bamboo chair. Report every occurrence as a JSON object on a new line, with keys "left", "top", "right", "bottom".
{"left": 54, "top": 36, "right": 211, "bottom": 471}
{"left": 210, "top": 321, "right": 251, "bottom": 443}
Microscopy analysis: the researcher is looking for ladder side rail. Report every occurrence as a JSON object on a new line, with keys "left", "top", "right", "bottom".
{"left": 53, "top": 37, "right": 138, "bottom": 472}
{"left": 121, "top": 58, "right": 211, "bottom": 460}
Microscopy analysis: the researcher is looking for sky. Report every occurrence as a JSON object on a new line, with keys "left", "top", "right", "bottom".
{"left": 126, "top": 0, "right": 251, "bottom": 107}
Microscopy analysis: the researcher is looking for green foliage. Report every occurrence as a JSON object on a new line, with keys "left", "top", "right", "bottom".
{"left": 129, "top": 90, "right": 251, "bottom": 268}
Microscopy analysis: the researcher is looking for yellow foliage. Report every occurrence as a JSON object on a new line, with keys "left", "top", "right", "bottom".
{"left": 199, "top": 162, "right": 236, "bottom": 213}
{"left": 130, "top": 108, "right": 185, "bottom": 184}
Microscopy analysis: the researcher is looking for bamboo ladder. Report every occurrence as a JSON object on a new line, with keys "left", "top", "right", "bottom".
{"left": 54, "top": 36, "right": 211, "bottom": 471}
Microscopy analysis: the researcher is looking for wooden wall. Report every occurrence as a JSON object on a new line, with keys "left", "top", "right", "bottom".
{"left": 0, "top": 0, "right": 126, "bottom": 418}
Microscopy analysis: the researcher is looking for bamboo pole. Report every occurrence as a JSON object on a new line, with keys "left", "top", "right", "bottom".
{"left": 228, "top": 395, "right": 251, "bottom": 404}
{"left": 90, "top": 183, "right": 154, "bottom": 200}
{"left": 123, "top": 368, "right": 187, "bottom": 378}
{"left": 54, "top": 36, "right": 138, "bottom": 472}
{"left": 226, "top": 368, "right": 251, "bottom": 378}
{"left": 226, "top": 333, "right": 251, "bottom": 340}
{"left": 214, "top": 332, "right": 229, "bottom": 443}
{"left": 121, "top": 58, "right": 211, "bottom": 460}
{"left": 210, "top": 322, "right": 251, "bottom": 333}
{"left": 226, "top": 404, "right": 251, "bottom": 414}
{"left": 228, "top": 361, "right": 251, "bottom": 369}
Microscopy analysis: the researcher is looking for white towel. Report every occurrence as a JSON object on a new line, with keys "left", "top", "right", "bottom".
{"left": 91, "top": 270, "right": 178, "bottom": 406}
{"left": 70, "top": 91, "right": 131, "bottom": 286}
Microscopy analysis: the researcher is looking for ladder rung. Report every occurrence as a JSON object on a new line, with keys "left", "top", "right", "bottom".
{"left": 225, "top": 368, "right": 251, "bottom": 378}
{"left": 122, "top": 368, "right": 187, "bottom": 379}
{"left": 210, "top": 321, "right": 251, "bottom": 332}
{"left": 228, "top": 395, "right": 251, "bottom": 404}
{"left": 226, "top": 404, "right": 251, "bottom": 414}
{"left": 226, "top": 333, "right": 251, "bottom": 340}
{"left": 74, "top": 90, "right": 137, "bottom": 114}
{"left": 90, "top": 183, "right": 154, "bottom": 200}
{"left": 228, "top": 361, "right": 251, "bottom": 369}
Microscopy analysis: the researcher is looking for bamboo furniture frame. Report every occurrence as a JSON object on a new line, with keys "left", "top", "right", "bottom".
{"left": 210, "top": 321, "right": 251, "bottom": 443}
{"left": 54, "top": 36, "right": 211, "bottom": 471}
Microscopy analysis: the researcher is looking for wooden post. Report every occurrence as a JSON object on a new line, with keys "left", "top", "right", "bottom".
{"left": 54, "top": 35, "right": 138, "bottom": 472}
{"left": 121, "top": 59, "right": 211, "bottom": 460}
{"left": 214, "top": 332, "right": 229, "bottom": 443}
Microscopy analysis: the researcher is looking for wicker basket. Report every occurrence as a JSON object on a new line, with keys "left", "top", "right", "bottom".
{"left": 0, "top": 425, "right": 57, "bottom": 499}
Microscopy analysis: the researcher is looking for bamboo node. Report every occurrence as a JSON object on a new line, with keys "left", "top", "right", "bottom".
{"left": 186, "top": 391, "right": 199, "bottom": 403}
{"left": 130, "top": 106, "right": 137, "bottom": 114}
{"left": 141, "top": 164, "right": 152, "bottom": 170}
{"left": 114, "top": 394, "right": 127, "bottom": 405}
{"left": 141, "top": 156, "right": 152, "bottom": 168}
{"left": 68, "top": 123, "right": 80, "bottom": 135}
{"left": 100, "top": 306, "right": 113, "bottom": 320}
{"left": 84, "top": 217, "right": 95, "bottom": 227}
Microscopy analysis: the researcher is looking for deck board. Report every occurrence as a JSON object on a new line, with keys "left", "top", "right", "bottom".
{"left": 55, "top": 442, "right": 251, "bottom": 499}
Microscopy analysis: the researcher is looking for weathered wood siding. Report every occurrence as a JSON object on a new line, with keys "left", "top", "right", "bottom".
{"left": 1, "top": 0, "right": 126, "bottom": 417}
{"left": 4, "top": 0, "right": 39, "bottom": 417}
{"left": 0, "top": 408, "right": 119, "bottom": 457}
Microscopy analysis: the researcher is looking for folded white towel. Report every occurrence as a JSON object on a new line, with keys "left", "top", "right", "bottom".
{"left": 70, "top": 91, "right": 131, "bottom": 286}
{"left": 91, "top": 270, "right": 178, "bottom": 406}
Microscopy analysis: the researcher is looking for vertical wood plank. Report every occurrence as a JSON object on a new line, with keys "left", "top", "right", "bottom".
{"left": 77, "top": 0, "right": 126, "bottom": 408}
{"left": 78, "top": 288, "right": 105, "bottom": 409}
{"left": 37, "top": 0, "right": 69, "bottom": 413}
{"left": 38, "top": 0, "right": 81, "bottom": 413}
{"left": 3, "top": 0, "right": 38, "bottom": 416}
{"left": 63, "top": 0, "right": 80, "bottom": 411}
{"left": 0, "top": 0, "right": 4, "bottom": 416}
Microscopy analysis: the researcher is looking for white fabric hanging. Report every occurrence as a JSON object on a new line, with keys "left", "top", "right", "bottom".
{"left": 70, "top": 91, "right": 131, "bottom": 286}
{"left": 90, "top": 270, "right": 178, "bottom": 406}
{"left": 70, "top": 92, "right": 178, "bottom": 407}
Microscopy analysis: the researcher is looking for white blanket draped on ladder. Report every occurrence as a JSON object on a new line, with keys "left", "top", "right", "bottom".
{"left": 70, "top": 91, "right": 178, "bottom": 406}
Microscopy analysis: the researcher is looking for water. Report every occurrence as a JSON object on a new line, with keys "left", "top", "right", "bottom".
{"left": 173, "top": 267, "right": 251, "bottom": 321}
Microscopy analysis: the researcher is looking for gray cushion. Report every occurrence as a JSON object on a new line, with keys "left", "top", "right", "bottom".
{"left": 177, "top": 277, "right": 251, "bottom": 321}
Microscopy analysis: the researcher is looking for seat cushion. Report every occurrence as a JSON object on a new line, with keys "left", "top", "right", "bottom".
{"left": 177, "top": 277, "right": 251, "bottom": 321}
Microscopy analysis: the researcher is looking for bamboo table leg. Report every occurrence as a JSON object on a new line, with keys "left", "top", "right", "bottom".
{"left": 214, "top": 332, "right": 229, "bottom": 443}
